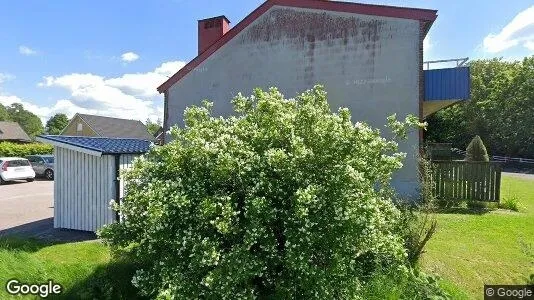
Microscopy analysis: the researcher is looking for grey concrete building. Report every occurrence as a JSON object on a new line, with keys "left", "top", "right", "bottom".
{"left": 157, "top": 0, "right": 465, "bottom": 196}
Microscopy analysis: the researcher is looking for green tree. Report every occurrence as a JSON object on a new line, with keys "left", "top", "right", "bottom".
{"left": 465, "top": 135, "right": 489, "bottom": 162}
{"left": 45, "top": 113, "right": 69, "bottom": 135}
{"left": 0, "top": 104, "right": 11, "bottom": 121}
{"left": 426, "top": 56, "right": 534, "bottom": 158}
{"left": 145, "top": 118, "right": 162, "bottom": 136}
{"left": 6, "top": 103, "right": 44, "bottom": 138}
{"left": 100, "top": 86, "right": 423, "bottom": 299}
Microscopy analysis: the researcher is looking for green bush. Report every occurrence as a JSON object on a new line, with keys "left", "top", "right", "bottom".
{"left": 100, "top": 86, "right": 424, "bottom": 299}
{"left": 499, "top": 195, "right": 521, "bottom": 212}
{"left": 361, "top": 269, "right": 450, "bottom": 300}
{"left": 465, "top": 135, "right": 489, "bottom": 162}
{"left": 395, "top": 157, "right": 438, "bottom": 267}
{"left": 466, "top": 200, "right": 488, "bottom": 210}
{"left": 0, "top": 142, "right": 53, "bottom": 157}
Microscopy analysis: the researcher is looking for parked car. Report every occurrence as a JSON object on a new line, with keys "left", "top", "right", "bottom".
{"left": 0, "top": 157, "right": 36, "bottom": 184}
{"left": 26, "top": 155, "right": 55, "bottom": 180}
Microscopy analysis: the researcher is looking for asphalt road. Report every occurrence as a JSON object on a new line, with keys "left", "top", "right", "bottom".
{"left": 502, "top": 172, "right": 534, "bottom": 180}
{"left": 0, "top": 180, "right": 54, "bottom": 231}
{"left": 0, "top": 179, "right": 95, "bottom": 241}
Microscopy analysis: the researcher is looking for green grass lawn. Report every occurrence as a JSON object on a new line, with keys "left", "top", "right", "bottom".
{"left": 0, "top": 238, "right": 139, "bottom": 299}
{"left": 422, "top": 174, "right": 534, "bottom": 299}
{"left": 0, "top": 174, "right": 532, "bottom": 299}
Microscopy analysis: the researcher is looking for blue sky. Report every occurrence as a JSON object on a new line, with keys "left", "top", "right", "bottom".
{"left": 0, "top": 0, "right": 533, "bottom": 123}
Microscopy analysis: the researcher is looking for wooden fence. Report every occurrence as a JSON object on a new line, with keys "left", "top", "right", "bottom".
{"left": 431, "top": 161, "right": 502, "bottom": 202}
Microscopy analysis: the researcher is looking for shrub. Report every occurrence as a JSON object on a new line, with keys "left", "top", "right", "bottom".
{"left": 361, "top": 269, "right": 450, "bottom": 300}
{"left": 0, "top": 142, "right": 53, "bottom": 157}
{"left": 499, "top": 195, "right": 521, "bottom": 212}
{"left": 100, "top": 86, "right": 424, "bottom": 299}
{"left": 396, "top": 204, "right": 437, "bottom": 267}
{"left": 396, "top": 157, "right": 437, "bottom": 267}
{"left": 60, "top": 258, "right": 143, "bottom": 300}
{"left": 466, "top": 200, "right": 488, "bottom": 210}
{"left": 465, "top": 135, "right": 489, "bottom": 162}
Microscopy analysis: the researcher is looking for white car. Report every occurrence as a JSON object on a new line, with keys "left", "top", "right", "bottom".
{"left": 0, "top": 157, "right": 36, "bottom": 184}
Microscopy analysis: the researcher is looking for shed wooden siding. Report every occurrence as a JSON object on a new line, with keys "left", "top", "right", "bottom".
{"left": 55, "top": 147, "right": 116, "bottom": 231}
{"left": 54, "top": 148, "right": 140, "bottom": 231}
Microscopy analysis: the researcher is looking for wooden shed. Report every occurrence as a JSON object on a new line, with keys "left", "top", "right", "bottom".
{"left": 36, "top": 135, "right": 151, "bottom": 232}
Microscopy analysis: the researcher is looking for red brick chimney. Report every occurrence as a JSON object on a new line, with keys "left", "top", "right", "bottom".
{"left": 198, "top": 16, "right": 231, "bottom": 55}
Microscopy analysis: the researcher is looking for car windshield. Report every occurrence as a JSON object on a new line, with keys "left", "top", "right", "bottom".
{"left": 10, "top": 160, "right": 31, "bottom": 167}
{"left": 42, "top": 157, "right": 54, "bottom": 163}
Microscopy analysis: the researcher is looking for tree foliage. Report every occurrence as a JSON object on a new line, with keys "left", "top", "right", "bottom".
{"left": 426, "top": 56, "right": 534, "bottom": 158}
{"left": 100, "top": 86, "right": 423, "bottom": 299}
{"left": 145, "top": 118, "right": 162, "bottom": 136}
{"left": 0, "top": 104, "right": 10, "bottom": 121}
{"left": 465, "top": 135, "right": 489, "bottom": 162}
{"left": 45, "top": 113, "right": 69, "bottom": 135}
{"left": 4, "top": 103, "right": 44, "bottom": 138}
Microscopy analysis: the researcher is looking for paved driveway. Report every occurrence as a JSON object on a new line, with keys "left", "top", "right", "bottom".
{"left": 0, "top": 180, "right": 53, "bottom": 230}
{"left": 0, "top": 180, "right": 95, "bottom": 241}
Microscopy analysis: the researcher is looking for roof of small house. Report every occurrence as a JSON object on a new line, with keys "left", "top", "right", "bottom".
{"left": 0, "top": 121, "right": 32, "bottom": 142}
{"left": 36, "top": 135, "right": 152, "bottom": 157}
{"left": 66, "top": 113, "right": 155, "bottom": 141}
{"left": 157, "top": 0, "right": 438, "bottom": 93}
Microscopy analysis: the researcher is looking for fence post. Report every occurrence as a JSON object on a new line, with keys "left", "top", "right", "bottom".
{"left": 495, "top": 164, "right": 502, "bottom": 202}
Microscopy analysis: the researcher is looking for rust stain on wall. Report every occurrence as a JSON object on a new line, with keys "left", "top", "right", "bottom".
{"left": 238, "top": 8, "right": 387, "bottom": 85}
{"left": 241, "top": 8, "right": 385, "bottom": 46}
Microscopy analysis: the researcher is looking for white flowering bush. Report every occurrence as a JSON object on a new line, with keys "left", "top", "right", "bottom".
{"left": 100, "top": 86, "right": 423, "bottom": 299}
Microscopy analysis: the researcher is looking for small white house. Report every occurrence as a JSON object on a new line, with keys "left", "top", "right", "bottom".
{"left": 36, "top": 135, "right": 151, "bottom": 232}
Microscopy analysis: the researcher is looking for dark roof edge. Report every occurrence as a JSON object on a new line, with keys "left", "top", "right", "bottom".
{"left": 37, "top": 135, "right": 104, "bottom": 153}
{"left": 199, "top": 15, "right": 231, "bottom": 24}
{"left": 37, "top": 135, "right": 152, "bottom": 157}
{"left": 101, "top": 151, "right": 146, "bottom": 155}
{"left": 57, "top": 135, "right": 151, "bottom": 142}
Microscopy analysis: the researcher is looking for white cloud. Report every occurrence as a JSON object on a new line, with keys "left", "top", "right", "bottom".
{"left": 423, "top": 35, "right": 432, "bottom": 52}
{"left": 31, "top": 60, "right": 186, "bottom": 122}
{"left": 423, "top": 34, "right": 433, "bottom": 61}
{"left": 40, "top": 73, "right": 155, "bottom": 120}
{"left": 0, "top": 73, "right": 15, "bottom": 85}
{"left": 105, "top": 61, "right": 186, "bottom": 97}
{"left": 121, "top": 52, "right": 140, "bottom": 63}
{"left": 483, "top": 5, "right": 534, "bottom": 53}
{"left": 0, "top": 94, "right": 86, "bottom": 123}
{"left": 19, "top": 45, "right": 38, "bottom": 56}
{"left": 1, "top": 60, "right": 185, "bottom": 123}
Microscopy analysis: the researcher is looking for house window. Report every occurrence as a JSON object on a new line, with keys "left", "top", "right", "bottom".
{"left": 77, "top": 123, "right": 83, "bottom": 132}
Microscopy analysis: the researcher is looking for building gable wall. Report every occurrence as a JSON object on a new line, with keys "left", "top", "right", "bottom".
{"left": 166, "top": 6, "right": 421, "bottom": 195}
{"left": 62, "top": 115, "right": 98, "bottom": 137}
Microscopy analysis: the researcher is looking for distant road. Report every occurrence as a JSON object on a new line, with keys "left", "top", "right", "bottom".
{"left": 503, "top": 172, "right": 534, "bottom": 180}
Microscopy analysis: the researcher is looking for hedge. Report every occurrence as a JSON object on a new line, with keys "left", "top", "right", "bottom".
{"left": 0, "top": 142, "right": 53, "bottom": 157}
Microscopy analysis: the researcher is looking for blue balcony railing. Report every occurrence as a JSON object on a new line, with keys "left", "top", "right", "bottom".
{"left": 424, "top": 67, "right": 470, "bottom": 102}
